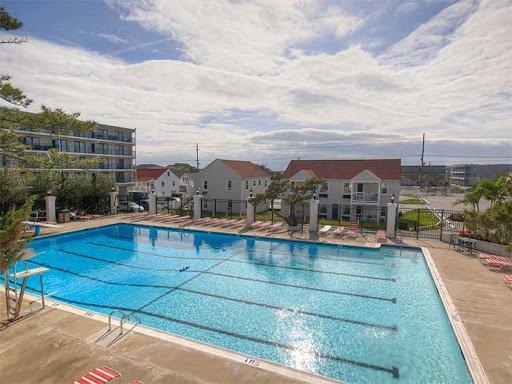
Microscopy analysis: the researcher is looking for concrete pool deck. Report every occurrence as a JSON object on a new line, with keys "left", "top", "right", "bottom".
{"left": 1, "top": 216, "right": 510, "bottom": 384}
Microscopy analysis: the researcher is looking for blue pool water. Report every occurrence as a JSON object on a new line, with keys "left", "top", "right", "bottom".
{"left": 10, "top": 224, "right": 471, "bottom": 383}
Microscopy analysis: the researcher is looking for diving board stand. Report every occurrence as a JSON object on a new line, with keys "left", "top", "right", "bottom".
{"left": 23, "top": 221, "right": 62, "bottom": 236}
{"left": 9, "top": 267, "right": 49, "bottom": 319}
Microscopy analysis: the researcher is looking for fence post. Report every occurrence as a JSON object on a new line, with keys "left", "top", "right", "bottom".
{"left": 109, "top": 190, "right": 118, "bottom": 215}
{"left": 416, "top": 208, "right": 420, "bottom": 239}
{"left": 440, "top": 209, "right": 444, "bottom": 241}
{"left": 309, "top": 198, "right": 319, "bottom": 232}
{"left": 193, "top": 194, "right": 202, "bottom": 220}
{"left": 45, "top": 194, "right": 56, "bottom": 223}
{"left": 386, "top": 202, "right": 398, "bottom": 238}
{"left": 148, "top": 193, "right": 157, "bottom": 215}
{"left": 246, "top": 199, "right": 255, "bottom": 226}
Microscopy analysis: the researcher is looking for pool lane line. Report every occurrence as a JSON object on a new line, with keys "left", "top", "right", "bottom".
{"left": 104, "top": 235, "right": 396, "bottom": 268}
{"left": 88, "top": 241, "right": 396, "bottom": 281}
{"left": 201, "top": 272, "right": 397, "bottom": 304}
{"left": 23, "top": 292, "right": 399, "bottom": 379}
{"left": 53, "top": 249, "right": 397, "bottom": 303}
{"left": 79, "top": 242, "right": 396, "bottom": 283}
{"left": 10, "top": 275, "right": 397, "bottom": 332}
{"left": 177, "top": 288, "right": 398, "bottom": 331}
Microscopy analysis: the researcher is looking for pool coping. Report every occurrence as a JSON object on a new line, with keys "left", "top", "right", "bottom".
{"left": 18, "top": 220, "right": 489, "bottom": 384}
{"left": 421, "top": 247, "right": 490, "bottom": 384}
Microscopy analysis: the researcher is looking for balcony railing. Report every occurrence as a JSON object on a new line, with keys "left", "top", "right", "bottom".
{"left": 26, "top": 145, "right": 132, "bottom": 156}
{"left": 351, "top": 192, "right": 379, "bottom": 203}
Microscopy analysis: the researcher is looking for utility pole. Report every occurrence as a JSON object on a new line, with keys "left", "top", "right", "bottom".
{"left": 419, "top": 133, "right": 425, "bottom": 190}
{"left": 195, "top": 143, "right": 199, "bottom": 171}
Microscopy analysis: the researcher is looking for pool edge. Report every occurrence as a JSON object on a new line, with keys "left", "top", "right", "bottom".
{"left": 25, "top": 220, "right": 489, "bottom": 384}
{"left": 421, "top": 247, "right": 490, "bottom": 384}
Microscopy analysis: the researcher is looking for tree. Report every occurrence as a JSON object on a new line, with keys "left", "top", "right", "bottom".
{"left": 283, "top": 178, "right": 323, "bottom": 226}
{"left": 0, "top": 196, "right": 35, "bottom": 321}
{"left": 0, "top": 169, "right": 27, "bottom": 213}
{"left": 251, "top": 179, "right": 289, "bottom": 223}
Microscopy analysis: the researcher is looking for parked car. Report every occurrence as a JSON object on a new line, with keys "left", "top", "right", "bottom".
{"left": 117, "top": 201, "right": 144, "bottom": 212}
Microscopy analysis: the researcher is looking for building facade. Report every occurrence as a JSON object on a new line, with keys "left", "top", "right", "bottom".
{"left": 282, "top": 159, "right": 401, "bottom": 222}
{"left": 447, "top": 163, "right": 511, "bottom": 187}
{"left": 193, "top": 159, "right": 272, "bottom": 213}
{"left": 2, "top": 123, "right": 136, "bottom": 196}
{"left": 134, "top": 168, "right": 181, "bottom": 197}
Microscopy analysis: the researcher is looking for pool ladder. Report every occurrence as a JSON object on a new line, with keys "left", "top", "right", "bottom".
{"left": 108, "top": 309, "right": 141, "bottom": 335}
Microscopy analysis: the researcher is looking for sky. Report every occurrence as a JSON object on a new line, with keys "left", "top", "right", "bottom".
{"left": 0, "top": 0, "right": 511, "bottom": 169}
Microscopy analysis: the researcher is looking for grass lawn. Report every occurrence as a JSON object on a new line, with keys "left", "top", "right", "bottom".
{"left": 400, "top": 196, "right": 424, "bottom": 205}
{"left": 399, "top": 208, "right": 438, "bottom": 230}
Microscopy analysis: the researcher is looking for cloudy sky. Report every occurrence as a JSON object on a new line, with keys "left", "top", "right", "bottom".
{"left": 1, "top": 0, "right": 511, "bottom": 169}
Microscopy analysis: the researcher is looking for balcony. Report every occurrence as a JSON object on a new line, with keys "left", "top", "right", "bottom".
{"left": 351, "top": 192, "right": 379, "bottom": 204}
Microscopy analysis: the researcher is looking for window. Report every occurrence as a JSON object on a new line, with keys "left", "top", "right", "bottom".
{"left": 357, "top": 183, "right": 364, "bottom": 192}
{"left": 179, "top": 185, "right": 187, "bottom": 193}
{"left": 25, "top": 137, "right": 39, "bottom": 147}
{"left": 59, "top": 139, "right": 68, "bottom": 152}
{"left": 227, "top": 180, "right": 232, "bottom": 191}
{"left": 167, "top": 171, "right": 170, "bottom": 177}
{"left": 253, "top": 180, "right": 256, "bottom": 186}
{"left": 343, "top": 182, "right": 351, "bottom": 193}
{"left": 74, "top": 141, "right": 86, "bottom": 153}
{"left": 97, "top": 143, "right": 108, "bottom": 154}
{"left": 381, "top": 182, "right": 388, "bottom": 195}
{"left": 115, "top": 145, "right": 124, "bottom": 155}
{"left": 320, "top": 181, "right": 328, "bottom": 192}
{"left": 203, "top": 180, "right": 208, "bottom": 190}
{"left": 258, "top": 180, "right": 261, "bottom": 186}
{"left": 161, "top": 181, "right": 165, "bottom": 187}
{"left": 264, "top": 179, "right": 267, "bottom": 187}
{"left": 99, "top": 128, "right": 108, "bottom": 138}
{"left": 172, "top": 181, "right": 175, "bottom": 186}
{"left": 114, "top": 130, "right": 123, "bottom": 140}
{"left": 380, "top": 206, "right": 387, "bottom": 217}
{"left": 245, "top": 180, "right": 249, "bottom": 190}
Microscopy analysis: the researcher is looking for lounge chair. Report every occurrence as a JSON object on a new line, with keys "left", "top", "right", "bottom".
{"left": 478, "top": 253, "right": 512, "bottom": 270}
{"left": 268, "top": 221, "right": 284, "bottom": 231}
{"left": 225, "top": 219, "right": 246, "bottom": 228}
{"left": 345, "top": 221, "right": 360, "bottom": 239}
{"left": 376, "top": 230, "right": 387, "bottom": 243}
{"left": 319, "top": 225, "right": 332, "bottom": 235}
{"left": 74, "top": 366, "right": 120, "bottom": 384}
{"left": 253, "top": 221, "right": 272, "bottom": 230}
{"left": 502, "top": 274, "right": 512, "bottom": 289}
{"left": 331, "top": 226, "right": 345, "bottom": 238}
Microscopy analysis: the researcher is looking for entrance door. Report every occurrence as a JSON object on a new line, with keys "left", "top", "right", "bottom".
{"left": 331, "top": 203, "right": 339, "bottom": 219}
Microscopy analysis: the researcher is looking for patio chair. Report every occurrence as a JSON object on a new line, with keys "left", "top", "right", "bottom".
{"left": 74, "top": 366, "right": 120, "bottom": 384}
{"left": 331, "top": 226, "right": 346, "bottom": 238}
{"left": 319, "top": 225, "right": 332, "bottom": 235}
{"left": 346, "top": 221, "right": 360, "bottom": 239}
{"left": 376, "top": 230, "right": 387, "bottom": 243}
{"left": 502, "top": 274, "right": 512, "bottom": 289}
{"left": 268, "top": 221, "right": 284, "bottom": 232}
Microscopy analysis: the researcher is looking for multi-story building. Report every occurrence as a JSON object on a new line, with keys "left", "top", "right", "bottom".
{"left": 193, "top": 159, "right": 272, "bottom": 213}
{"left": 3, "top": 123, "right": 136, "bottom": 195}
{"left": 282, "top": 159, "right": 401, "bottom": 222}
{"left": 401, "top": 165, "right": 447, "bottom": 187}
{"left": 447, "top": 163, "right": 511, "bottom": 187}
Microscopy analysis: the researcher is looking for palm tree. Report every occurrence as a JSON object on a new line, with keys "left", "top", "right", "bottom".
{"left": 0, "top": 196, "right": 34, "bottom": 321}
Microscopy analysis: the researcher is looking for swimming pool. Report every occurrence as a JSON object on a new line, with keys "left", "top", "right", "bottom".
{"left": 11, "top": 223, "right": 472, "bottom": 383}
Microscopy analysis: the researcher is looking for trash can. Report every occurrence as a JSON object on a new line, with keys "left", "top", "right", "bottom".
{"left": 58, "top": 209, "right": 70, "bottom": 223}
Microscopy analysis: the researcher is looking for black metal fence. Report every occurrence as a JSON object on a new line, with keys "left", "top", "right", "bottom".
{"left": 397, "top": 207, "right": 465, "bottom": 239}
{"left": 317, "top": 203, "right": 386, "bottom": 232}
{"left": 201, "top": 198, "right": 247, "bottom": 219}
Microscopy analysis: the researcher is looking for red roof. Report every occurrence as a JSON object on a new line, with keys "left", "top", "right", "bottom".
{"left": 136, "top": 168, "right": 167, "bottom": 182}
{"left": 219, "top": 159, "right": 271, "bottom": 178}
{"left": 283, "top": 159, "right": 401, "bottom": 180}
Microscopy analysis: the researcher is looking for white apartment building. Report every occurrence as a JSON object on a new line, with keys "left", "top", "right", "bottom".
{"left": 282, "top": 159, "right": 401, "bottom": 222}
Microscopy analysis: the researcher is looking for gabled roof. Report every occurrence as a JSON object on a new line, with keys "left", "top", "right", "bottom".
{"left": 136, "top": 168, "right": 167, "bottom": 182}
{"left": 283, "top": 159, "right": 401, "bottom": 180}
{"left": 218, "top": 159, "right": 271, "bottom": 178}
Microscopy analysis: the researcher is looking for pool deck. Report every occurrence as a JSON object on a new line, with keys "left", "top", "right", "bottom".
{"left": 1, "top": 216, "right": 511, "bottom": 384}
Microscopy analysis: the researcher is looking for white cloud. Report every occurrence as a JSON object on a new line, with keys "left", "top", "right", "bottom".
{"left": 97, "top": 33, "right": 129, "bottom": 45}
{"left": 0, "top": 0, "right": 510, "bottom": 167}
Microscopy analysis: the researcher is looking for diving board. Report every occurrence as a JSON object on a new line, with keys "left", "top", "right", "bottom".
{"left": 23, "top": 221, "right": 62, "bottom": 236}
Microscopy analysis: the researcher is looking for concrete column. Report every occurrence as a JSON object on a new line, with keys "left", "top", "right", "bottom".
{"left": 246, "top": 201, "right": 255, "bottom": 226}
{"left": 109, "top": 191, "right": 118, "bottom": 215}
{"left": 386, "top": 202, "right": 398, "bottom": 238}
{"left": 193, "top": 194, "right": 202, "bottom": 220}
{"left": 148, "top": 193, "right": 157, "bottom": 215}
{"left": 45, "top": 195, "right": 56, "bottom": 223}
{"left": 309, "top": 198, "right": 319, "bottom": 232}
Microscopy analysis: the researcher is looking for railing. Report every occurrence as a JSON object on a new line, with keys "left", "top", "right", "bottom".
{"left": 351, "top": 192, "right": 379, "bottom": 203}
{"left": 26, "top": 145, "right": 132, "bottom": 156}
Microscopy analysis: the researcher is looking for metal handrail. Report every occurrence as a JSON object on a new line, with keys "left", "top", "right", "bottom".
{"left": 108, "top": 309, "right": 125, "bottom": 331}
{"left": 120, "top": 312, "right": 140, "bottom": 335}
